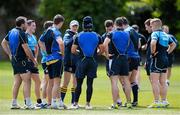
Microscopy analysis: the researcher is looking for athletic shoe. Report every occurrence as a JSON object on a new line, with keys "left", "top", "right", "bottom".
{"left": 51, "top": 104, "right": 58, "bottom": 109}
{"left": 11, "top": 104, "right": 21, "bottom": 109}
{"left": 85, "top": 104, "right": 93, "bottom": 110}
{"left": 70, "top": 104, "right": 79, "bottom": 109}
{"left": 46, "top": 104, "right": 51, "bottom": 109}
{"left": 126, "top": 102, "right": 132, "bottom": 109}
{"left": 35, "top": 103, "right": 42, "bottom": 108}
{"left": 41, "top": 103, "right": 48, "bottom": 109}
{"left": 59, "top": 104, "right": 68, "bottom": 109}
{"left": 161, "top": 101, "right": 170, "bottom": 108}
{"left": 132, "top": 101, "right": 138, "bottom": 107}
{"left": 24, "top": 104, "right": 35, "bottom": 109}
{"left": 117, "top": 102, "right": 122, "bottom": 107}
{"left": 108, "top": 104, "right": 118, "bottom": 109}
{"left": 148, "top": 102, "right": 161, "bottom": 108}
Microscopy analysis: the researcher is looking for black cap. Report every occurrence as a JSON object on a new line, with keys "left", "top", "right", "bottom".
{"left": 82, "top": 16, "right": 93, "bottom": 29}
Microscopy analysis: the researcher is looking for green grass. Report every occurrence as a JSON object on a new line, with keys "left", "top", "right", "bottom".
{"left": 0, "top": 61, "right": 180, "bottom": 114}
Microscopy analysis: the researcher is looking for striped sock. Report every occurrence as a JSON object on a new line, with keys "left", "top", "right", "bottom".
{"left": 60, "top": 87, "right": 67, "bottom": 102}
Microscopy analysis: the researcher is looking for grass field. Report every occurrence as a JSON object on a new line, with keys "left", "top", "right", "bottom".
{"left": 0, "top": 61, "right": 180, "bottom": 114}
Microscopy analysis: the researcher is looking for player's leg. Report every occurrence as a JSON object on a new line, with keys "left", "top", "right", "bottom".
{"left": 110, "top": 76, "right": 120, "bottom": 108}
{"left": 85, "top": 59, "right": 98, "bottom": 109}
{"left": 122, "top": 75, "right": 132, "bottom": 108}
{"left": 74, "top": 77, "right": 84, "bottom": 108}
{"left": 129, "top": 70, "right": 139, "bottom": 106}
{"left": 47, "top": 79, "right": 53, "bottom": 106}
{"left": 11, "top": 74, "right": 22, "bottom": 109}
{"left": 31, "top": 73, "right": 42, "bottom": 105}
{"left": 86, "top": 77, "right": 94, "bottom": 109}
{"left": 41, "top": 63, "right": 49, "bottom": 106}
{"left": 51, "top": 77, "right": 61, "bottom": 108}
{"left": 20, "top": 72, "right": 33, "bottom": 108}
{"left": 73, "top": 58, "right": 85, "bottom": 109}
{"left": 166, "top": 55, "right": 173, "bottom": 86}
{"left": 148, "top": 73, "right": 161, "bottom": 108}
{"left": 51, "top": 60, "right": 64, "bottom": 109}
{"left": 61, "top": 71, "right": 71, "bottom": 102}
{"left": 129, "top": 58, "right": 139, "bottom": 106}
{"left": 29, "top": 59, "right": 42, "bottom": 107}
{"left": 159, "top": 72, "right": 169, "bottom": 107}
{"left": 71, "top": 73, "right": 77, "bottom": 104}
{"left": 166, "top": 67, "right": 171, "bottom": 86}
{"left": 41, "top": 73, "right": 49, "bottom": 107}
{"left": 136, "top": 66, "right": 141, "bottom": 87}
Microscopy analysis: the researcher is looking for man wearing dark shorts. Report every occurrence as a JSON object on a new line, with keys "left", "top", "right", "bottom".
{"left": 39, "top": 20, "right": 53, "bottom": 107}
{"left": 104, "top": 17, "right": 132, "bottom": 109}
{"left": 148, "top": 18, "right": 176, "bottom": 108}
{"left": 1, "top": 16, "right": 37, "bottom": 109}
{"left": 123, "top": 17, "right": 140, "bottom": 106}
{"left": 71, "top": 16, "right": 103, "bottom": 109}
{"left": 39, "top": 14, "right": 65, "bottom": 109}
{"left": 61, "top": 20, "right": 79, "bottom": 107}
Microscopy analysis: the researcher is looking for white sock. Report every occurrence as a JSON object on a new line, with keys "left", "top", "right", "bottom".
{"left": 154, "top": 100, "right": 159, "bottom": 103}
{"left": 51, "top": 98, "right": 56, "bottom": 106}
{"left": 59, "top": 98, "right": 64, "bottom": 106}
{"left": 12, "top": 99, "right": 17, "bottom": 105}
{"left": 25, "top": 97, "right": 32, "bottom": 106}
{"left": 162, "top": 99, "right": 167, "bottom": 103}
{"left": 42, "top": 98, "right": 47, "bottom": 105}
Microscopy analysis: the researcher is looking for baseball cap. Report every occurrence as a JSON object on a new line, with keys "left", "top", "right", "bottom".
{"left": 70, "top": 20, "right": 79, "bottom": 28}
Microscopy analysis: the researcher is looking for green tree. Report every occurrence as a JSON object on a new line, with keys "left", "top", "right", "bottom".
{"left": 0, "top": 0, "right": 39, "bottom": 30}
{"left": 39, "top": 0, "right": 127, "bottom": 34}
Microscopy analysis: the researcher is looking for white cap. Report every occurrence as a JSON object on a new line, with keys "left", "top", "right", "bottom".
{"left": 69, "top": 20, "right": 79, "bottom": 28}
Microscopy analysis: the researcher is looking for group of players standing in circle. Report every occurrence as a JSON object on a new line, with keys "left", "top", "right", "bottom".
{"left": 1, "top": 14, "right": 178, "bottom": 110}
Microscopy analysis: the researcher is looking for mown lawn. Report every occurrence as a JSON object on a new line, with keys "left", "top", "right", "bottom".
{"left": 0, "top": 61, "right": 180, "bottom": 114}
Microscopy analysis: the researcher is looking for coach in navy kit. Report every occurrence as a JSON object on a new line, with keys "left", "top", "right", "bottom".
{"left": 61, "top": 20, "right": 79, "bottom": 106}
{"left": 71, "top": 16, "right": 103, "bottom": 109}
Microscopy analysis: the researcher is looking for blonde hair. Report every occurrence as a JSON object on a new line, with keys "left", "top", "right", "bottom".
{"left": 162, "top": 25, "right": 169, "bottom": 30}
{"left": 150, "top": 18, "right": 162, "bottom": 30}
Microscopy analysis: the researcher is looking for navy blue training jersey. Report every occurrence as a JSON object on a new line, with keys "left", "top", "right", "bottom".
{"left": 5, "top": 27, "right": 28, "bottom": 59}
{"left": 74, "top": 31, "right": 102, "bottom": 58}
{"left": 40, "top": 26, "right": 63, "bottom": 60}
{"left": 124, "top": 26, "right": 140, "bottom": 58}
{"left": 107, "top": 28, "right": 130, "bottom": 55}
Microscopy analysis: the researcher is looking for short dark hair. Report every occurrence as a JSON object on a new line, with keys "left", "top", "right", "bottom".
{"left": 83, "top": 16, "right": 93, "bottom": 29}
{"left": 27, "top": 20, "right": 35, "bottom": 26}
{"left": 104, "top": 20, "right": 113, "bottom": 27}
{"left": 121, "top": 16, "right": 129, "bottom": 25}
{"left": 53, "top": 14, "right": 64, "bottom": 25}
{"left": 114, "top": 17, "right": 124, "bottom": 27}
{"left": 43, "top": 21, "right": 53, "bottom": 29}
{"left": 144, "top": 18, "right": 152, "bottom": 26}
{"left": 132, "top": 24, "right": 139, "bottom": 31}
{"left": 15, "top": 16, "right": 27, "bottom": 27}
